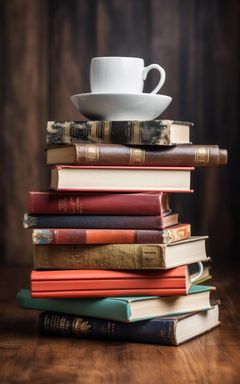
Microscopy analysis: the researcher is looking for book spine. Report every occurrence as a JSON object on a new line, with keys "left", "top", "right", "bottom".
{"left": 17, "top": 289, "right": 131, "bottom": 322}
{"left": 31, "top": 277, "right": 187, "bottom": 292}
{"left": 23, "top": 214, "right": 164, "bottom": 230}
{"left": 46, "top": 120, "right": 179, "bottom": 146}
{"left": 31, "top": 265, "right": 186, "bottom": 280}
{"left": 50, "top": 144, "right": 227, "bottom": 167}
{"left": 32, "top": 288, "right": 187, "bottom": 298}
{"left": 28, "top": 192, "right": 166, "bottom": 215}
{"left": 32, "top": 224, "right": 191, "bottom": 245}
{"left": 37, "top": 312, "right": 177, "bottom": 345}
{"left": 34, "top": 243, "right": 168, "bottom": 269}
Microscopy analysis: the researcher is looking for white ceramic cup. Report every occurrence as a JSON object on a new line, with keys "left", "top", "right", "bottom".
{"left": 90, "top": 57, "right": 166, "bottom": 94}
{"left": 190, "top": 262, "right": 204, "bottom": 284}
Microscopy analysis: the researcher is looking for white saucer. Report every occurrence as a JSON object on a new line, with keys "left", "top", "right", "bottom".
{"left": 70, "top": 93, "right": 172, "bottom": 121}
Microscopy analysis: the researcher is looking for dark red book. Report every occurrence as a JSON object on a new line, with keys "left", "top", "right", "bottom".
{"left": 31, "top": 266, "right": 191, "bottom": 298}
{"left": 32, "top": 224, "right": 191, "bottom": 245}
{"left": 28, "top": 191, "right": 169, "bottom": 215}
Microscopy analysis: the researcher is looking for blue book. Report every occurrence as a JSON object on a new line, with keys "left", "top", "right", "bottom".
{"left": 17, "top": 285, "right": 214, "bottom": 322}
{"left": 37, "top": 305, "right": 220, "bottom": 345}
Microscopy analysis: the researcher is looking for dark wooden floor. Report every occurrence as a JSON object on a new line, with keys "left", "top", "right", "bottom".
{"left": 0, "top": 265, "right": 240, "bottom": 384}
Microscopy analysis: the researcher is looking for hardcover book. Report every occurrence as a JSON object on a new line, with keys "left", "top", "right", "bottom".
{"left": 36, "top": 305, "right": 220, "bottom": 345}
{"left": 46, "top": 120, "right": 192, "bottom": 146}
{"left": 32, "top": 224, "right": 191, "bottom": 245}
{"left": 30, "top": 266, "right": 192, "bottom": 298}
{"left": 50, "top": 166, "right": 193, "bottom": 192}
{"left": 47, "top": 144, "right": 228, "bottom": 167}
{"left": 23, "top": 211, "right": 178, "bottom": 230}
{"left": 17, "top": 285, "right": 214, "bottom": 322}
{"left": 33, "top": 236, "right": 208, "bottom": 270}
{"left": 27, "top": 191, "right": 170, "bottom": 215}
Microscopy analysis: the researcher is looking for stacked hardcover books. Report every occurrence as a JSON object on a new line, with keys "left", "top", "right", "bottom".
{"left": 18, "top": 119, "right": 227, "bottom": 345}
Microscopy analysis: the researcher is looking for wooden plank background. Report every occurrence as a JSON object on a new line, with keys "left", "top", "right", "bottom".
{"left": 0, "top": 0, "right": 239, "bottom": 264}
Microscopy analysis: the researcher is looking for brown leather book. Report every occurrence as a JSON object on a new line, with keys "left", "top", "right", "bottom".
{"left": 47, "top": 144, "right": 228, "bottom": 167}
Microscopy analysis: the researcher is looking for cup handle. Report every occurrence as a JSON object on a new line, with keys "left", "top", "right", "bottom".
{"left": 142, "top": 64, "right": 166, "bottom": 94}
{"left": 190, "top": 262, "right": 204, "bottom": 284}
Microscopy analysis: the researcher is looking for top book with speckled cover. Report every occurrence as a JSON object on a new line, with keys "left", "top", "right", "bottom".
{"left": 46, "top": 120, "right": 192, "bottom": 146}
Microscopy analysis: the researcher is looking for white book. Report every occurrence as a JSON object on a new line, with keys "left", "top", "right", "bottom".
{"left": 50, "top": 166, "right": 193, "bottom": 192}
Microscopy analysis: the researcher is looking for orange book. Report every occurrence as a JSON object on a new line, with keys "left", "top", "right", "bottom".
{"left": 31, "top": 267, "right": 191, "bottom": 298}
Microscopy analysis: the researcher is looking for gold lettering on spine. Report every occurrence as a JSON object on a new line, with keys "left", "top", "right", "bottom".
{"left": 130, "top": 148, "right": 145, "bottom": 164}
{"left": 132, "top": 121, "right": 141, "bottom": 144}
{"left": 73, "top": 318, "right": 92, "bottom": 336}
{"left": 64, "top": 122, "right": 71, "bottom": 144}
{"left": 103, "top": 121, "right": 111, "bottom": 143}
{"left": 85, "top": 145, "right": 99, "bottom": 162}
{"left": 195, "top": 147, "right": 210, "bottom": 165}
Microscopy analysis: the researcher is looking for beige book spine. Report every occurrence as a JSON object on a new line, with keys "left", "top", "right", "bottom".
{"left": 34, "top": 244, "right": 166, "bottom": 270}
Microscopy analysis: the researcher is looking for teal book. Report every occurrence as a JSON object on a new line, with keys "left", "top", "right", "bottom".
{"left": 17, "top": 285, "right": 214, "bottom": 322}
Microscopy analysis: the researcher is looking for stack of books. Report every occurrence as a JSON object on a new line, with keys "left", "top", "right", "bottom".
{"left": 18, "top": 119, "right": 227, "bottom": 345}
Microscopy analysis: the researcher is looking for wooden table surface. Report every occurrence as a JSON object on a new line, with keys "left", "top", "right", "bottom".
{"left": 0, "top": 265, "right": 240, "bottom": 384}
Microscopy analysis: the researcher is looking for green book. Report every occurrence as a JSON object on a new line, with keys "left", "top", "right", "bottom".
{"left": 17, "top": 285, "right": 214, "bottom": 322}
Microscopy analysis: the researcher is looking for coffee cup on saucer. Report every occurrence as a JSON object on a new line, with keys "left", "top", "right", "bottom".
{"left": 70, "top": 56, "right": 171, "bottom": 120}
{"left": 90, "top": 56, "right": 166, "bottom": 94}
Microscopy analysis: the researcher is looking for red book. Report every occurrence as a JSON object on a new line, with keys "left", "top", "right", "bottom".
{"left": 31, "top": 267, "right": 191, "bottom": 298}
{"left": 32, "top": 224, "right": 191, "bottom": 245}
{"left": 28, "top": 191, "right": 169, "bottom": 215}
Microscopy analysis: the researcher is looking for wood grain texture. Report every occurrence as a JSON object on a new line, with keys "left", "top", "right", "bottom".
{"left": 0, "top": 0, "right": 48, "bottom": 263}
{"left": 0, "top": 264, "right": 240, "bottom": 383}
{"left": 0, "top": 0, "right": 239, "bottom": 263}
{"left": 49, "top": 0, "right": 96, "bottom": 120}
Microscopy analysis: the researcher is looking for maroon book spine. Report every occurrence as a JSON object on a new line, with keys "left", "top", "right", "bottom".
{"left": 32, "top": 224, "right": 191, "bottom": 245}
{"left": 28, "top": 191, "right": 168, "bottom": 215}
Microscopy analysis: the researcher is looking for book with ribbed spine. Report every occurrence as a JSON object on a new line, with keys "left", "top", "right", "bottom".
{"left": 33, "top": 236, "right": 208, "bottom": 271}
{"left": 31, "top": 224, "right": 191, "bottom": 245}
{"left": 27, "top": 191, "right": 169, "bottom": 215}
{"left": 47, "top": 144, "right": 228, "bottom": 167}
{"left": 36, "top": 305, "right": 220, "bottom": 345}
{"left": 23, "top": 212, "right": 178, "bottom": 230}
{"left": 47, "top": 120, "right": 192, "bottom": 146}
{"left": 17, "top": 285, "right": 215, "bottom": 322}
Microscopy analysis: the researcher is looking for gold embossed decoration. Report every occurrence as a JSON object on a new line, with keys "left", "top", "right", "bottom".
{"left": 64, "top": 122, "right": 71, "bottom": 144}
{"left": 195, "top": 147, "right": 210, "bottom": 166}
{"left": 140, "top": 246, "right": 164, "bottom": 268}
{"left": 103, "top": 121, "right": 111, "bottom": 143}
{"left": 131, "top": 121, "right": 141, "bottom": 144}
{"left": 73, "top": 318, "right": 92, "bottom": 336}
{"left": 85, "top": 145, "right": 100, "bottom": 162}
{"left": 89, "top": 121, "right": 98, "bottom": 142}
{"left": 129, "top": 148, "right": 145, "bottom": 164}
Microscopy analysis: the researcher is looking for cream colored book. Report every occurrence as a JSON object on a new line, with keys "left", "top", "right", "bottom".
{"left": 50, "top": 166, "right": 193, "bottom": 192}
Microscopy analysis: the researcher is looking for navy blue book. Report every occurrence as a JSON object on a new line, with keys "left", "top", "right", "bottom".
{"left": 37, "top": 305, "right": 219, "bottom": 345}
{"left": 23, "top": 212, "right": 178, "bottom": 230}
